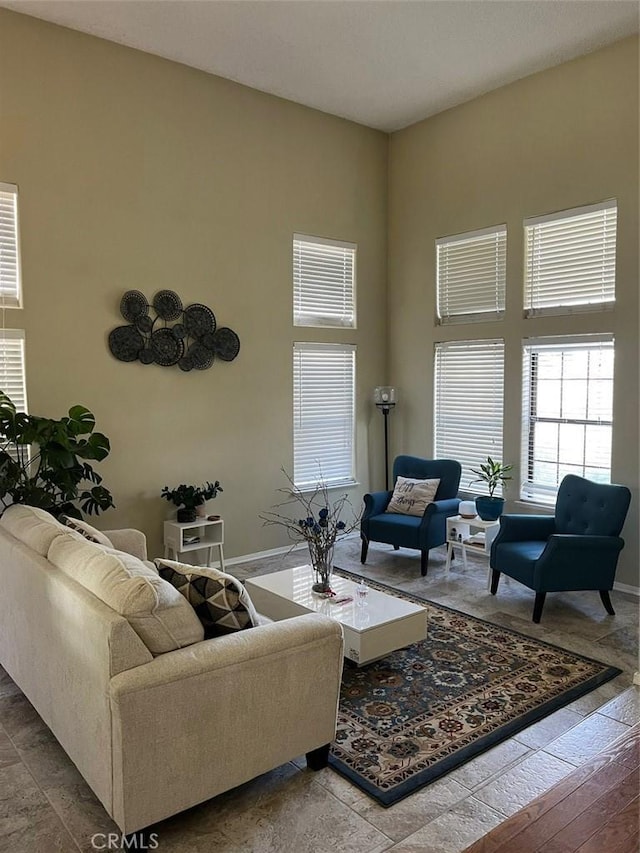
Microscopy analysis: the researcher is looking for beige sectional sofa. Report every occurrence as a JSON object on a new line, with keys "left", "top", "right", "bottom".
{"left": 0, "top": 505, "right": 344, "bottom": 833}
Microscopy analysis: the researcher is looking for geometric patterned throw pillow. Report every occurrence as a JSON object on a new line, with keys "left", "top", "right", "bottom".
{"left": 155, "top": 559, "right": 259, "bottom": 637}
{"left": 60, "top": 514, "right": 113, "bottom": 548}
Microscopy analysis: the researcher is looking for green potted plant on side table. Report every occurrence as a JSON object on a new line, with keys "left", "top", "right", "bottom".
{"left": 469, "top": 456, "right": 513, "bottom": 521}
{"left": 161, "top": 481, "right": 223, "bottom": 523}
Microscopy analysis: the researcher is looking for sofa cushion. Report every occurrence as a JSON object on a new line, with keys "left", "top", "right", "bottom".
{"left": 387, "top": 476, "right": 440, "bottom": 517}
{"left": 0, "top": 504, "right": 68, "bottom": 556}
{"left": 155, "top": 559, "right": 260, "bottom": 637}
{"left": 48, "top": 534, "right": 204, "bottom": 655}
{"left": 60, "top": 515, "right": 113, "bottom": 548}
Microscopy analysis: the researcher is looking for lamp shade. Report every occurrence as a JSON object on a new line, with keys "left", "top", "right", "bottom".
{"left": 374, "top": 386, "right": 396, "bottom": 407}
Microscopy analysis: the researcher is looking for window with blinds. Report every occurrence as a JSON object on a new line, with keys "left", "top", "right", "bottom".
{"left": 524, "top": 200, "right": 617, "bottom": 317}
{"left": 0, "top": 183, "right": 22, "bottom": 308}
{"left": 293, "top": 342, "right": 356, "bottom": 488}
{"left": 434, "top": 339, "right": 505, "bottom": 494}
{"left": 293, "top": 234, "right": 356, "bottom": 328}
{"left": 521, "top": 335, "right": 614, "bottom": 505}
{"left": 436, "top": 225, "right": 506, "bottom": 324}
{"left": 0, "top": 329, "right": 27, "bottom": 411}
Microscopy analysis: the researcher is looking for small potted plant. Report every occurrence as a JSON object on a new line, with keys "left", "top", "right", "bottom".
{"left": 161, "top": 481, "right": 223, "bottom": 523}
{"left": 469, "top": 457, "right": 512, "bottom": 521}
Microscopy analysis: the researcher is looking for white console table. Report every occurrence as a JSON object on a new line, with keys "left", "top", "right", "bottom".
{"left": 445, "top": 514, "right": 500, "bottom": 588}
{"left": 163, "top": 518, "right": 225, "bottom": 570}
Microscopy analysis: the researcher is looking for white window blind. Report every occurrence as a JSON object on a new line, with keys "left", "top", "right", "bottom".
{"left": 521, "top": 335, "right": 614, "bottom": 505}
{"left": 293, "top": 342, "right": 356, "bottom": 488}
{"left": 524, "top": 200, "right": 617, "bottom": 316}
{"left": 436, "top": 225, "right": 506, "bottom": 324}
{"left": 0, "top": 183, "right": 22, "bottom": 308}
{"left": 434, "top": 339, "right": 505, "bottom": 494}
{"left": 0, "top": 329, "right": 27, "bottom": 413}
{"left": 293, "top": 234, "right": 356, "bottom": 328}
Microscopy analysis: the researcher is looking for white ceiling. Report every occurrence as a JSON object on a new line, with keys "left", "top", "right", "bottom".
{"left": 2, "top": 0, "right": 638, "bottom": 132}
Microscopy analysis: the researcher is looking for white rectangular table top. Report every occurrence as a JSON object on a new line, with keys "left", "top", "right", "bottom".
{"left": 245, "top": 566, "right": 427, "bottom": 665}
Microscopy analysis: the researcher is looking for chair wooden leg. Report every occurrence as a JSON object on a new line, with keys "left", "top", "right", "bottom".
{"left": 360, "top": 537, "right": 368, "bottom": 564}
{"left": 532, "top": 592, "right": 546, "bottom": 623}
{"left": 420, "top": 550, "right": 428, "bottom": 577}
{"left": 599, "top": 590, "right": 615, "bottom": 616}
{"left": 490, "top": 569, "right": 500, "bottom": 595}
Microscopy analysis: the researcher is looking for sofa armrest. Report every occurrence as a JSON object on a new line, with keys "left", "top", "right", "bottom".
{"left": 535, "top": 534, "right": 624, "bottom": 590}
{"left": 104, "top": 529, "right": 148, "bottom": 561}
{"left": 362, "top": 490, "right": 392, "bottom": 520}
{"left": 493, "top": 514, "right": 556, "bottom": 543}
{"left": 108, "top": 613, "right": 344, "bottom": 833}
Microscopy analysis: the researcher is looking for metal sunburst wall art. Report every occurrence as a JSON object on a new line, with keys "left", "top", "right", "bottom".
{"left": 108, "top": 290, "right": 240, "bottom": 371}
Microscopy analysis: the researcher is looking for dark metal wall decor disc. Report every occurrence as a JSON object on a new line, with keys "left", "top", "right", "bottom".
{"left": 136, "top": 315, "right": 154, "bottom": 334}
{"left": 153, "top": 290, "right": 183, "bottom": 321}
{"left": 150, "top": 328, "right": 185, "bottom": 366}
{"left": 172, "top": 324, "right": 186, "bottom": 339}
{"left": 120, "top": 291, "right": 149, "bottom": 323}
{"left": 212, "top": 327, "right": 240, "bottom": 361}
{"left": 183, "top": 304, "right": 216, "bottom": 339}
{"left": 200, "top": 331, "right": 216, "bottom": 352}
{"left": 187, "top": 342, "right": 215, "bottom": 370}
{"left": 139, "top": 348, "right": 155, "bottom": 365}
{"left": 109, "top": 326, "right": 145, "bottom": 362}
{"left": 178, "top": 355, "right": 193, "bottom": 372}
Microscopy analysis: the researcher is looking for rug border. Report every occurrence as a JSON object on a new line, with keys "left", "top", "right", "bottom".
{"left": 329, "top": 567, "right": 623, "bottom": 807}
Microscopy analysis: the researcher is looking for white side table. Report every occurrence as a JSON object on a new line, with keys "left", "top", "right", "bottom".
{"left": 445, "top": 515, "right": 500, "bottom": 588}
{"left": 163, "top": 518, "right": 225, "bottom": 570}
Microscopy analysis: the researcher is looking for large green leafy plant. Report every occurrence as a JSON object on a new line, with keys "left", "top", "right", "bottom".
{"left": 0, "top": 392, "right": 115, "bottom": 518}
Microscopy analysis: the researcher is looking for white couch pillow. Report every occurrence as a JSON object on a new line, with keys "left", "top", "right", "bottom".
{"left": 387, "top": 476, "right": 440, "bottom": 517}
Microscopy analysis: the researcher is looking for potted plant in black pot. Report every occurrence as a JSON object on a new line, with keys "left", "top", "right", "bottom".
{"left": 161, "top": 481, "right": 223, "bottom": 523}
{"left": 469, "top": 456, "right": 512, "bottom": 521}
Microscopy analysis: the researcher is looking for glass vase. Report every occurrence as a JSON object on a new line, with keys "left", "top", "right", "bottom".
{"left": 308, "top": 541, "right": 334, "bottom": 593}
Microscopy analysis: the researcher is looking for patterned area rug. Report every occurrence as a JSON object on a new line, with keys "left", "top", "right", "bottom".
{"left": 329, "top": 569, "right": 621, "bottom": 806}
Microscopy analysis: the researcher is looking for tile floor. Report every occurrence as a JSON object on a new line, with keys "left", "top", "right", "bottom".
{"left": 0, "top": 539, "right": 637, "bottom": 852}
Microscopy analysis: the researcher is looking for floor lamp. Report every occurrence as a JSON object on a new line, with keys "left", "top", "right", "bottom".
{"left": 374, "top": 386, "right": 396, "bottom": 491}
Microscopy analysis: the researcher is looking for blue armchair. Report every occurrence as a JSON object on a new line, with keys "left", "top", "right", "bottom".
{"left": 360, "top": 456, "right": 461, "bottom": 576}
{"left": 490, "top": 474, "right": 631, "bottom": 623}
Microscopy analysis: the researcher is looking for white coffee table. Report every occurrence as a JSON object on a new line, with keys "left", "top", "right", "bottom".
{"left": 245, "top": 566, "right": 427, "bottom": 666}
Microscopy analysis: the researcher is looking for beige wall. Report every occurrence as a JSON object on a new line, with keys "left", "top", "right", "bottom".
{"left": 389, "top": 37, "right": 639, "bottom": 587}
{"left": 1, "top": 10, "right": 638, "bottom": 589}
{"left": 0, "top": 9, "right": 388, "bottom": 558}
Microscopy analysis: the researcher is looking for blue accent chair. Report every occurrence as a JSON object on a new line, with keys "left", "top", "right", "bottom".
{"left": 360, "top": 456, "right": 461, "bottom": 576}
{"left": 490, "top": 474, "right": 631, "bottom": 623}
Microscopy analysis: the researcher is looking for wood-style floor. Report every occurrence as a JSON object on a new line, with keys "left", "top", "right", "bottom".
{"left": 463, "top": 722, "right": 640, "bottom": 853}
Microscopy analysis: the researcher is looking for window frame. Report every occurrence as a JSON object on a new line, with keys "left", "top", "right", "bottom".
{"left": 0, "top": 182, "right": 23, "bottom": 309}
{"left": 293, "top": 233, "right": 357, "bottom": 329}
{"left": 0, "top": 329, "right": 29, "bottom": 412}
{"left": 433, "top": 338, "right": 505, "bottom": 495}
{"left": 523, "top": 199, "right": 617, "bottom": 318}
{"left": 520, "top": 334, "right": 614, "bottom": 506}
{"left": 436, "top": 224, "right": 507, "bottom": 325}
{"left": 293, "top": 341, "right": 356, "bottom": 489}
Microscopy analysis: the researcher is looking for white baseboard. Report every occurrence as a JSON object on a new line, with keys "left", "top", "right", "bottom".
{"left": 224, "top": 542, "right": 306, "bottom": 567}
{"left": 225, "top": 532, "right": 360, "bottom": 568}
{"left": 613, "top": 580, "right": 640, "bottom": 597}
